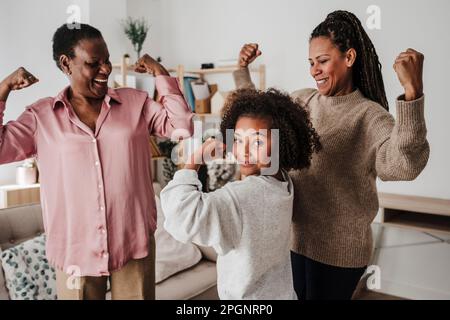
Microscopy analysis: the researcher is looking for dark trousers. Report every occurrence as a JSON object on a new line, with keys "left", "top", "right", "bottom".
{"left": 291, "top": 251, "right": 366, "bottom": 300}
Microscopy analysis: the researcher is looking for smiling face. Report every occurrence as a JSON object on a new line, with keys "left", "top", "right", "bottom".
{"left": 233, "top": 116, "right": 273, "bottom": 177}
{"left": 64, "top": 37, "right": 112, "bottom": 99}
{"left": 309, "top": 36, "right": 356, "bottom": 96}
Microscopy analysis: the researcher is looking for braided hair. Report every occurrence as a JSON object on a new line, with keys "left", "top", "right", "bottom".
{"left": 311, "top": 10, "right": 389, "bottom": 111}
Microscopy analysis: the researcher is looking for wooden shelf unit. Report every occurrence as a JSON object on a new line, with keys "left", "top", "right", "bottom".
{"left": 168, "top": 64, "right": 266, "bottom": 94}
{"left": 377, "top": 192, "right": 450, "bottom": 235}
{"left": 112, "top": 55, "right": 266, "bottom": 119}
{"left": 169, "top": 64, "right": 265, "bottom": 121}
{"left": 113, "top": 58, "right": 266, "bottom": 92}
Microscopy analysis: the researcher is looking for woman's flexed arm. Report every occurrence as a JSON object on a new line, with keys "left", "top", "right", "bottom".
{"left": 138, "top": 53, "right": 194, "bottom": 139}
{"left": 0, "top": 67, "right": 39, "bottom": 164}
{"left": 369, "top": 49, "right": 429, "bottom": 181}
{"left": 233, "top": 43, "right": 261, "bottom": 90}
{"left": 0, "top": 67, "right": 39, "bottom": 101}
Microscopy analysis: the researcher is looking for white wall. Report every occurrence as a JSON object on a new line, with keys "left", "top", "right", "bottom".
{"left": 89, "top": 0, "right": 128, "bottom": 64}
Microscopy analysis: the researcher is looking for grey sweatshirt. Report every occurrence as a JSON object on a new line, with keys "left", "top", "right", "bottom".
{"left": 160, "top": 169, "right": 297, "bottom": 300}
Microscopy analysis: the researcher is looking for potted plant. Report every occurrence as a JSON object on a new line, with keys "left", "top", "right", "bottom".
{"left": 122, "top": 17, "right": 149, "bottom": 60}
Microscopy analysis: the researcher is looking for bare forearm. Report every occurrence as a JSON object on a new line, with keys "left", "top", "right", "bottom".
{"left": 0, "top": 81, "right": 11, "bottom": 101}
{"left": 403, "top": 84, "right": 423, "bottom": 101}
{"left": 153, "top": 65, "right": 170, "bottom": 77}
{"left": 232, "top": 67, "right": 256, "bottom": 90}
{"left": 0, "top": 67, "right": 39, "bottom": 101}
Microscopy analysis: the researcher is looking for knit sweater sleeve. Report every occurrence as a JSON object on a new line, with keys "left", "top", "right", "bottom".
{"left": 160, "top": 169, "right": 243, "bottom": 255}
{"left": 366, "top": 95, "right": 430, "bottom": 181}
{"left": 232, "top": 68, "right": 256, "bottom": 90}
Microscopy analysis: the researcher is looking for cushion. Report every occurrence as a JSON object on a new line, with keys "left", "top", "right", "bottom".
{"left": 0, "top": 234, "right": 56, "bottom": 300}
{"left": 155, "top": 196, "right": 202, "bottom": 283}
{"left": 156, "top": 260, "right": 217, "bottom": 300}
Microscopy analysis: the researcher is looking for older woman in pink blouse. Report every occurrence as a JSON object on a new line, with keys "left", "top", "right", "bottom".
{"left": 0, "top": 23, "right": 193, "bottom": 300}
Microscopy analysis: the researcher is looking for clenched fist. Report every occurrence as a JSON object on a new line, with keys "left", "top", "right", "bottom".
{"left": 1, "top": 67, "right": 38, "bottom": 90}
{"left": 238, "top": 43, "right": 262, "bottom": 68}
{"left": 184, "top": 138, "right": 226, "bottom": 171}
{"left": 393, "top": 48, "right": 424, "bottom": 101}
{"left": 0, "top": 67, "right": 39, "bottom": 101}
{"left": 134, "top": 54, "right": 169, "bottom": 76}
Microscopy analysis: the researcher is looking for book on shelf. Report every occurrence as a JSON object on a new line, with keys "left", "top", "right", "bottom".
{"left": 183, "top": 76, "right": 199, "bottom": 111}
{"left": 191, "top": 80, "right": 210, "bottom": 100}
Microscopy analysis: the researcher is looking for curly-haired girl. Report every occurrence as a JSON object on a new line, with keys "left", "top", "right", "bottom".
{"left": 160, "top": 88, "right": 321, "bottom": 299}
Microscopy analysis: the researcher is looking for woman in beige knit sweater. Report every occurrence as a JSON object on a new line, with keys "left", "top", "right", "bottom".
{"left": 233, "top": 10, "right": 429, "bottom": 300}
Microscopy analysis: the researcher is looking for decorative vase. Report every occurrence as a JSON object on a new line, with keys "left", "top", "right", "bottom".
{"left": 16, "top": 166, "right": 37, "bottom": 185}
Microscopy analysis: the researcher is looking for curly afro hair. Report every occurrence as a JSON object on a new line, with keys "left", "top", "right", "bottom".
{"left": 220, "top": 88, "right": 321, "bottom": 171}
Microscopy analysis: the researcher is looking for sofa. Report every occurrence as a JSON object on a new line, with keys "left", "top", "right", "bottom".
{"left": 0, "top": 203, "right": 219, "bottom": 300}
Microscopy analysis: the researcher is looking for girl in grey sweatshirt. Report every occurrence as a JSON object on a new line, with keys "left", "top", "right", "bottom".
{"left": 161, "top": 88, "right": 321, "bottom": 299}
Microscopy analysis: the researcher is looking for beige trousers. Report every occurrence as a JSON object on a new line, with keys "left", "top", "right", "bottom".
{"left": 56, "top": 235, "right": 155, "bottom": 300}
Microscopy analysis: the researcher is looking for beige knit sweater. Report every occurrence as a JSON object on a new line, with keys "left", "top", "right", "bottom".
{"left": 234, "top": 68, "right": 430, "bottom": 268}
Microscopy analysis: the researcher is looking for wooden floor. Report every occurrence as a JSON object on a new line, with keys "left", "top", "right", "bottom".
{"left": 353, "top": 288, "right": 405, "bottom": 300}
{"left": 347, "top": 274, "right": 407, "bottom": 300}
